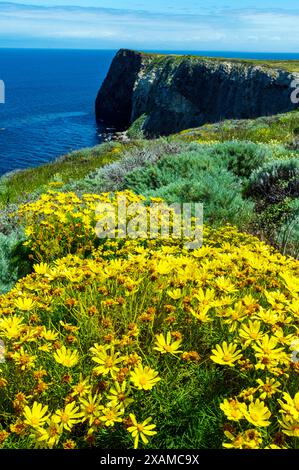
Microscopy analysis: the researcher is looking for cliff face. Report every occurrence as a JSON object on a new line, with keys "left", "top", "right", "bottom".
{"left": 95, "top": 49, "right": 143, "bottom": 130}
{"left": 96, "top": 49, "right": 299, "bottom": 136}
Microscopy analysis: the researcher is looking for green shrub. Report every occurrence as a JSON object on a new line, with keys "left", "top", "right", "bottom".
{"left": 275, "top": 199, "right": 299, "bottom": 258}
{"left": 127, "top": 114, "right": 147, "bottom": 139}
{"left": 0, "top": 206, "right": 32, "bottom": 293}
{"left": 209, "top": 141, "right": 269, "bottom": 178}
{"left": 147, "top": 175, "right": 253, "bottom": 228}
{"left": 245, "top": 159, "right": 299, "bottom": 204}
{"left": 124, "top": 150, "right": 225, "bottom": 192}
{"left": 67, "top": 139, "right": 185, "bottom": 194}
{"left": 124, "top": 151, "right": 253, "bottom": 228}
{"left": 0, "top": 231, "right": 30, "bottom": 294}
{"left": 251, "top": 198, "right": 299, "bottom": 259}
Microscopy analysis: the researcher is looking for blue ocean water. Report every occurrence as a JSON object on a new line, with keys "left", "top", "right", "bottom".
{"left": 0, "top": 49, "right": 116, "bottom": 176}
{"left": 0, "top": 49, "right": 299, "bottom": 177}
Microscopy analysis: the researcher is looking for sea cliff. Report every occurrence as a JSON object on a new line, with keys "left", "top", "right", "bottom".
{"left": 96, "top": 49, "right": 299, "bottom": 136}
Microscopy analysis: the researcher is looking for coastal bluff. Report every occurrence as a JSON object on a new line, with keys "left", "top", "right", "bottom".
{"left": 95, "top": 49, "right": 299, "bottom": 137}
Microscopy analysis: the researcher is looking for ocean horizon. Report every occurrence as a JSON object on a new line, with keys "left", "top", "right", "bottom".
{"left": 1, "top": 48, "right": 299, "bottom": 177}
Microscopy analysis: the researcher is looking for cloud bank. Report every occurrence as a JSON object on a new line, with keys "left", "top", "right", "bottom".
{"left": 0, "top": 2, "right": 298, "bottom": 51}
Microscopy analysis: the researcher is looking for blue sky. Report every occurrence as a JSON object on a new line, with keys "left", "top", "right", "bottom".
{"left": 0, "top": 1, "right": 298, "bottom": 51}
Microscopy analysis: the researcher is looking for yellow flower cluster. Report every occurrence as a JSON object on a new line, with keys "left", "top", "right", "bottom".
{"left": 18, "top": 191, "right": 104, "bottom": 261}
{"left": 0, "top": 190, "right": 297, "bottom": 449}
{"left": 17, "top": 190, "right": 191, "bottom": 262}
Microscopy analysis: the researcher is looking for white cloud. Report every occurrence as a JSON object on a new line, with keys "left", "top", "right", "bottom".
{"left": 0, "top": 2, "right": 298, "bottom": 50}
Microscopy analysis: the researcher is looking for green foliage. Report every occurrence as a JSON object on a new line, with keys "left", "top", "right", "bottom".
{"left": 136, "top": 364, "right": 226, "bottom": 449}
{"left": 124, "top": 150, "right": 253, "bottom": 228}
{"left": 239, "top": 147, "right": 299, "bottom": 258}
{"left": 209, "top": 141, "right": 270, "bottom": 178}
{"left": 177, "top": 111, "right": 299, "bottom": 146}
{"left": 124, "top": 149, "right": 223, "bottom": 191}
{"left": 0, "top": 231, "right": 30, "bottom": 294}
{"left": 0, "top": 143, "right": 121, "bottom": 206}
{"left": 142, "top": 50, "right": 299, "bottom": 73}
{"left": 274, "top": 199, "right": 299, "bottom": 258}
{"left": 67, "top": 138, "right": 185, "bottom": 194}
{"left": 0, "top": 207, "right": 32, "bottom": 294}
{"left": 245, "top": 158, "right": 299, "bottom": 204}
{"left": 127, "top": 114, "right": 147, "bottom": 139}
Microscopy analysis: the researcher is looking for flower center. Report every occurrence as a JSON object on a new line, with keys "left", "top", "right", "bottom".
{"left": 250, "top": 412, "right": 259, "bottom": 422}
{"left": 86, "top": 404, "right": 95, "bottom": 414}
{"left": 139, "top": 376, "right": 148, "bottom": 386}
{"left": 223, "top": 354, "right": 232, "bottom": 362}
{"left": 105, "top": 358, "right": 114, "bottom": 368}
{"left": 106, "top": 411, "right": 115, "bottom": 420}
{"left": 61, "top": 412, "right": 69, "bottom": 423}
{"left": 31, "top": 416, "right": 40, "bottom": 425}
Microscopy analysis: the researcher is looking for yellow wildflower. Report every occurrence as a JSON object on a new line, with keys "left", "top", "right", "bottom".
{"left": 220, "top": 399, "right": 247, "bottom": 421}
{"left": 53, "top": 346, "right": 79, "bottom": 368}
{"left": 34, "top": 263, "right": 50, "bottom": 275}
{"left": 12, "top": 347, "right": 36, "bottom": 371}
{"left": 239, "top": 320, "right": 264, "bottom": 346}
{"left": 100, "top": 404, "right": 123, "bottom": 427}
{"left": 79, "top": 394, "right": 103, "bottom": 426}
{"left": 35, "top": 417, "right": 62, "bottom": 448}
{"left": 127, "top": 414, "right": 157, "bottom": 449}
{"left": 91, "top": 346, "right": 124, "bottom": 377}
{"left": 71, "top": 376, "right": 91, "bottom": 398}
{"left": 244, "top": 399, "right": 271, "bottom": 427}
{"left": 0, "top": 316, "right": 24, "bottom": 339}
{"left": 23, "top": 402, "right": 50, "bottom": 428}
{"left": 130, "top": 364, "right": 160, "bottom": 390}
{"left": 53, "top": 402, "right": 83, "bottom": 431}
{"left": 256, "top": 377, "right": 281, "bottom": 399}
{"left": 107, "top": 381, "right": 133, "bottom": 408}
{"left": 210, "top": 342, "right": 242, "bottom": 367}
{"left": 278, "top": 392, "right": 299, "bottom": 420}
{"left": 279, "top": 415, "right": 299, "bottom": 437}
{"left": 167, "top": 289, "right": 182, "bottom": 300}
{"left": 223, "top": 429, "right": 262, "bottom": 449}
{"left": 154, "top": 332, "right": 182, "bottom": 355}
{"left": 42, "top": 329, "right": 59, "bottom": 342}
{"left": 14, "top": 297, "right": 36, "bottom": 312}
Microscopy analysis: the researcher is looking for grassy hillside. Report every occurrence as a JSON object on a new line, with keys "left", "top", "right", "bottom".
{"left": 0, "top": 110, "right": 298, "bottom": 449}
{"left": 1, "top": 110, "right": 299, "bottom": 207}
{"left": 0, "top": 143, "right": 124, "bottom": 207}
{"left": 177, "top": 111, "right": 299, "bottom": 143}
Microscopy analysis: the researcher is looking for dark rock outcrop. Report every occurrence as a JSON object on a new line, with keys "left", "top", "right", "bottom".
{"left": 95, "top": 49, "right": 143, "bottom": 130}
{"left": 95, "top": 49, "right": 299, "bottom": 136}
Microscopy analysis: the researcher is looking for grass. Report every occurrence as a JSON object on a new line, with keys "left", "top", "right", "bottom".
{"left": 139, "top": 50, "right": 299, "bottom": 73}
{"left": 176, "top": 111, "right": 299, "bottom": 144}
{"left": 0, "top": 143, "right": 123, "bottom": 206}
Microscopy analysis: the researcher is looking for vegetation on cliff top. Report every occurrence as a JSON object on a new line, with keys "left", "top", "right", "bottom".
{"left": 140, "top": 50, "right": 299, "bottom": 73}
